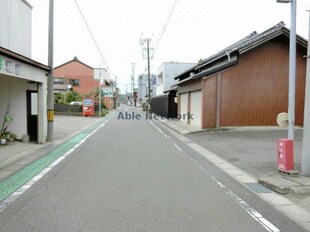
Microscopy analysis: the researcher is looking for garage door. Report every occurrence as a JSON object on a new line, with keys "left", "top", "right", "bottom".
{"left": 190, "top": 91, "right": 202, "bottom": 127}
{"left": 180, "top": 93, "right": 188, "bottom": 123}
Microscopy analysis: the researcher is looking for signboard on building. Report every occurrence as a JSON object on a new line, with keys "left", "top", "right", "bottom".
{"left": 103, "top": 87, "right": 113, "bottom": 97}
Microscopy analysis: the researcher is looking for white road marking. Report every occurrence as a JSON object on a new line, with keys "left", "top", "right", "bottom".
{"left": 0, "top": 122, "right": 107, "bottom": 212}
{"left": 149, "top": 120, "right": 182, "bottom": 151}
{"left": 151, "top": 120, "right": 280, "bottom": 232}
{"left": 194, "top": 160, "right": 280, "bottom": 232}
{"left": 173, "top": 143, "right": 182, "bottom": 152}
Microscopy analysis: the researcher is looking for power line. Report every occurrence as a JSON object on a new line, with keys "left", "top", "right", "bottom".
{"left": 73, "top": 0, "right": 114, "bottom": 76}
{"left": 151, "top": 0, "right": 178, "bottom": 58}
{"left": 137, "top": 0, "right": 178, "bottom": 80}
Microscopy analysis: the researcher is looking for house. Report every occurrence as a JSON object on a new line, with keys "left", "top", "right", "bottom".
{"left": 0, "top": 0, "right": 50, "bottom": 143}
{"left": 54, "top": 57, "right": 99, "bottom": 95}
{"left": 53, "top": 57, "right": 114, "bottom": 109}
{"left": 174, "top": 22, "right": 307, "bottom": 128}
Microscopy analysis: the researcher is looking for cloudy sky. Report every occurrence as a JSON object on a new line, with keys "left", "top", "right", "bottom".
{"left": 27, "top": 0, "right": 309, "bottom": 93}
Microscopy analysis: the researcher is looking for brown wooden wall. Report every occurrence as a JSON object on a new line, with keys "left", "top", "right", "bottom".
{"left": 201, "top": 38, "right": 306, "bottom": 127}
{"left": 202, "top": 76, "right": 216, "bottom": 128}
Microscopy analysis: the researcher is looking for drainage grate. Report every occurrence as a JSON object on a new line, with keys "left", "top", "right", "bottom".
{"left": 245, "top": 182, "right": 273, "bottom": 193}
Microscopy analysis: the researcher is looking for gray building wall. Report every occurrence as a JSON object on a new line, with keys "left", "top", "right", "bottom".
{"left": 138, "top": 74, "right": 156, "bottom": 104}
{"left": 0, "top": 0, "right": 32, "bottom": 57}
{"left": 156, "top": 62, "right": 196, "bottom": 96}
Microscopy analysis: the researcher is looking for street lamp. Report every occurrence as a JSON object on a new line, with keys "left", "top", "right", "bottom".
{"left": 277, "top": 0, "right": 297, "bottom": 140}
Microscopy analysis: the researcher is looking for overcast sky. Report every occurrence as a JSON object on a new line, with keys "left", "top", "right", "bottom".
{"left": 27, "top": 0, "right": 309, "bottom": 93}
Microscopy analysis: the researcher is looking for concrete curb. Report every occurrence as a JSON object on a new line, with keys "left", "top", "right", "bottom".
{"left": 154, "top": 117, "right": 310, "bottom": 232}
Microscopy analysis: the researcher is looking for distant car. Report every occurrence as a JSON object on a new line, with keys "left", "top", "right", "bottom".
{"left": 69, "top": 101, "right": 83, "bottom": 105}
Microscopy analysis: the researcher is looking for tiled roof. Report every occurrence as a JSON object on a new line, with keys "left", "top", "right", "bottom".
{"left": 174, "top": 22, "right": 307, "bottom": 84}
{"left": 196, "top": 22, "right": 289, "bottom": 70}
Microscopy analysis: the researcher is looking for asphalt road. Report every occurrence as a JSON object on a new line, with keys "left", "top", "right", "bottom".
{"left": 0, "top": 107, "right": 307, "bottom": 232}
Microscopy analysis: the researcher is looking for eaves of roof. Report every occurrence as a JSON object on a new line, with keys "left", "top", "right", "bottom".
{"left": 195, "top": 31, "right": 258, "bottom": 71}
{"left": 239, "top": 27, "right": 307, "bottom": 54}
{"left": 0, "top": 46, "right": 50, "bottom": 71}
{"left": 195, "top": 22, "right": 307, "bottom": 72}
{"left": 174, "top": 22, "right": 308, "bottom": 88}
{"left": 192, "top": 57, "right": 238, "bottom": 80}
{"left": 174, "top": 66, "right": 196, "bottom": 80}
{"left": 163, "top": 86, "right": 178, "bottom": 94}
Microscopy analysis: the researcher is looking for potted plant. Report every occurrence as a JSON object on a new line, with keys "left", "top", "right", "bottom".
{"left": 1, "top": 104, "right": 13, "bottom": 144}
{"left": 0, "top": 133, "right": 7, "bottom": 145}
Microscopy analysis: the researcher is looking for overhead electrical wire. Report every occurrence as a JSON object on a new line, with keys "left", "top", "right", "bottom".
{"left": 75, "top": 0, "right": 178, "bottom": 84}
{"left": 151, "top": 0, "right": 178, "bottom": 58}
{"left": 135, "top": 0, "right": 178, "bottom": 86}
{"left": 73, "top": 0, "right": 114, "bottom": 76}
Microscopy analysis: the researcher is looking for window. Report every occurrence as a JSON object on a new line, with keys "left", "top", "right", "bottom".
{"left": 54, "top": 78, "right": 64, "bottom": 85}
{"left": 70, "top": 79, "right": 80, "bottom": 87}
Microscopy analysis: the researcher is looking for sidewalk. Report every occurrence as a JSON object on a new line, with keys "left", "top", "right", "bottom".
{"left": 0, "top": 115, "right": 103, "bottom": 183}
{"left": 156, "top": 117, "right": 310, "bottom": 214}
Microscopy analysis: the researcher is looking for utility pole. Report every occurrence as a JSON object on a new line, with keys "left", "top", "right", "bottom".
{"left": 276, "top": 0, "right": 297, "bottom": 140}
{"left": 132, "top": 63, "right": 136, "bottom": 106}
{"left": 301, "top": 10, "right": 310, "bottom": 177}
{"left": 140, "top": 37, "right": 152, "bottom": 112}
{"left": 288, "top": 0, "right": 297, "bottom": 140}
{"left": 47, "top": 0, "right": 54, "bottom": 142}
{"left": 115, "top": 76, "right": 118, "bottom": 107}
{"left": 147, "top": 38, "right": 151, "bottom": 112}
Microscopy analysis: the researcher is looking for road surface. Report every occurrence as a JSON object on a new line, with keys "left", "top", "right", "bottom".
{"left": 0, "top": 107, "right": 306, "bottom": 232}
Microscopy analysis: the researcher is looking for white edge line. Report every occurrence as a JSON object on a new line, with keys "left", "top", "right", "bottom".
{"left": 195, "top": 160, "right": 279, "bottom": 232}
{"left": 0, "top": 121, "right": 107, "bottom": 212}
{"left": 156, "top": 123, "right": 281, "bottom": 232}
{"left": 173, "top": 143, "right": 182, "bottom": 152}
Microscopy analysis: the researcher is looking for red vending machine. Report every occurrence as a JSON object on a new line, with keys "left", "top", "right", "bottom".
{"left": 82, "top": 97, "right": 94, "bottom": 116}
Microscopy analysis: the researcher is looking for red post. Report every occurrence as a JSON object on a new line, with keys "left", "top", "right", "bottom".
{"left": 277, "top": 139, "right": 294, "bottom": 171}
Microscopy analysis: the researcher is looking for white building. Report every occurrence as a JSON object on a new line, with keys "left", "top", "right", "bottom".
{"left": 137, "top": 74, "right": 156, "bottom": 104}
{"left": 0, "top": 0, "right": 49, "bottom": 143}
{"left": 155, "top": 62, "right": 196, "bottom": 96}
